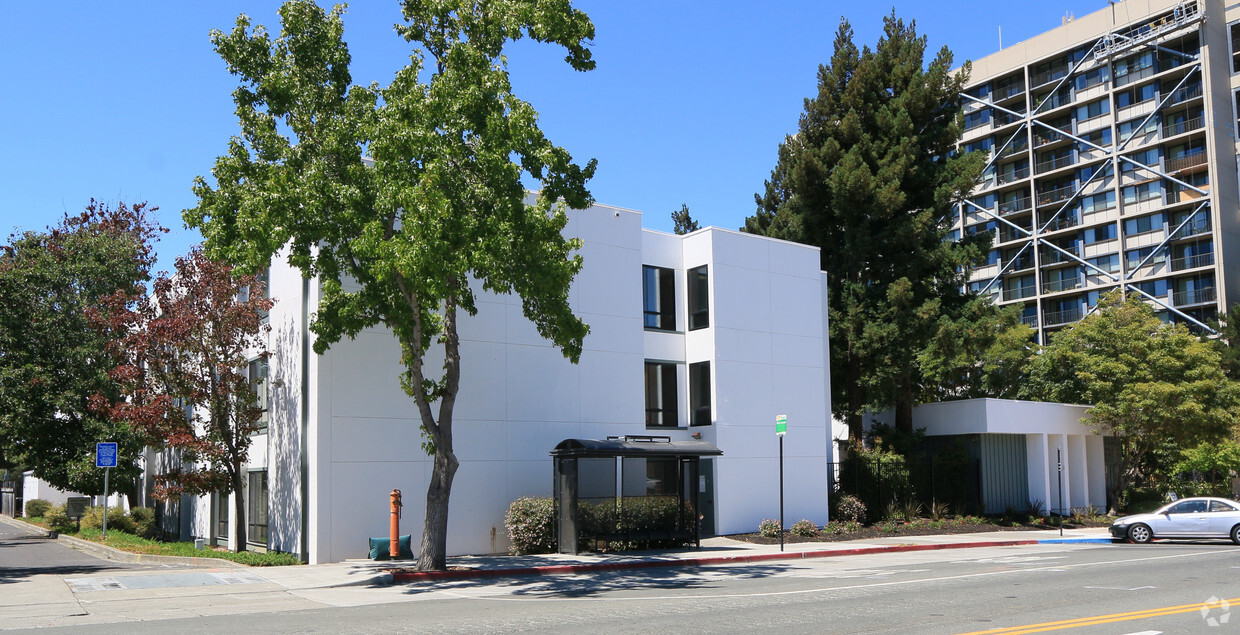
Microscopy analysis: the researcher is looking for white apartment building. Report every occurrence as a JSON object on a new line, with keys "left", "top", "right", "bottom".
{"left": 957, "top": 0, "right": 1240, "bottom": 340}
{"left": 154, "top": 202, "right": 832, "bottom": 563}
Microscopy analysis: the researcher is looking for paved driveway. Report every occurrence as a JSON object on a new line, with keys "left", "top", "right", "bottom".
{"left": 0, "top": 516, "right": 156, "bottom": 583}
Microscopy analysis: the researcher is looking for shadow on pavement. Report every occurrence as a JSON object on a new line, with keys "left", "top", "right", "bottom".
{"left": 396, "top": 562, "right": 789, "bottom": 598}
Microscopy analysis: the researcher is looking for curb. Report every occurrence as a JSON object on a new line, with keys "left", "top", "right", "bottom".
{"left": 391, "top": 539, "right": 1046, "bottom": 582}
{"left": 0, "top": 514, "right": 246, "bottom": 569}
{"left": 1036, "top": 538, "right": 1115, "bottom": 544}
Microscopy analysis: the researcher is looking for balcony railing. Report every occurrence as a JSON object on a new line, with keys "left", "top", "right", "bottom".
{"left": 1043, "top": 275, "right": 1085, "bottom": 294}
{"left": 1173, "top": 287, "right": 1216, "bottom": 307}
{"left": 1019, "top": 314, "right": 1039, "bottom": 327}
{"left": 1035, "top": 92, "right": 1073, "bottom": 114}
{"left": 1171, "top": 251, "right": 1214, "bottom": 271}
{"left": 997, "top": 140, "right": 1029, "bottom": 159}
{"left": 1036, "top": 154, "right": 1075, "bottom": 173}
{"left": 1162, "top": 116, "right": 1205, "bottom": 138}
{"left": 1043, "top": 306, "right": 1083, "bottom": 326}
{"left": 1038, "top": 183, "right": 1077, "bottom": 206}
{"left": 1034, "top": 126, "right": 1072, "bottom": 147}
{"left": 994, "top": 110, "right": 1025, "bottom": 127}
{"left": 1164, "top": 152, "right": 1207, "bottom": 172}
{"left": 1168, "top": 83, "right": 1203, "bottom": 105}
{"left": 993, "top": 83, "right": 1025, "bottom": 101}
{"left": 1173, "top": 215, "right": 1211, "bottom": 239}
{"left": 1041, "top": 246, "right": 1079, "bottom": 265}
{"left": 998, "top": 166, "right": 1031, "bottom": 184}
{"left": 1114, "top": 64, "right": 1156, "bottom": 88}
{"left": 1003, "top": 285, "right": 1038, "bottom": 301}
{"left": 1003, "top": 256, "right": 1035, "bottom": 272}
{"left": 998, "top": 196, "right": 1033, "bottom": 215}
{"left": 1042, "top": 214, "right": 1080, "bottom": 232}
{"left": 999, "top": 226, "right": 1033, "bottom": 243}
{"left": 1031, "top": 66, "right": 1069, "bottom": 87}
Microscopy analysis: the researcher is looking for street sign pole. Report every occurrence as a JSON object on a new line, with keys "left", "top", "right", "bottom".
{"left": 776, "top": 414, "right": 787, "bottom": 553}
{"left": 96, "top": 442, "right": 118, "bottom": 540}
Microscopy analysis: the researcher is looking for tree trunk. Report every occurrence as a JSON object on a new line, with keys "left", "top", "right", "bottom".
{"left": 416, "top": 444, "right": 459, "bottom": 570}
{"left": 232, "top": 467, "right": 247, "bottom": 552}
{"left": 895, "top": 372, "right": 914, "bottom": 435}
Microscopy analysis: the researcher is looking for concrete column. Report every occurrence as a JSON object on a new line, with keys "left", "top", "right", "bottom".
{"left": 1068, "top": 435, "right": 1088, "bottom": 513}
{"left": 1086, "top": 435, "right": 1106, "bottom": 509}
{"left": 1026, "top": 434, "right": 1050, "bottom": 511}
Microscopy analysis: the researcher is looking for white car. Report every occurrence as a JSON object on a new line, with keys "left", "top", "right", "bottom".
{"left": 1110, "top": 496, "right": 1240, "bottom": 544}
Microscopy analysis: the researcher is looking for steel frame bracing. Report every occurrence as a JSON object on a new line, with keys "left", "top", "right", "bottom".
{"left": 957, "top": 1, "right": 1216, "bottom": 337}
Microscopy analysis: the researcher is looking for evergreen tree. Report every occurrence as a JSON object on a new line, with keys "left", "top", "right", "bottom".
{"left": 744, "top": 14, "right": 985, "bottom": 440}
{"left": 671, "top": 203, "right": 700, "bottom": 235}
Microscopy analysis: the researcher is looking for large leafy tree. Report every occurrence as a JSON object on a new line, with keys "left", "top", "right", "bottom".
{"left": 917, "top": 299, "right": 1035, "bottom": 402}
{"left": 187, "top": 0, "right": 595, "bottom": 570}
{"left": 93, "top": 248, "right": 272, "bottom": 551}
{"left": 0, "top": 202, "right": 161, "bottom": 498}
{"left": 744, "top": 15, "right": 986, "bottom": 440}
{"left": 1022, "top": 292, "right": 1240, "bottom": 511}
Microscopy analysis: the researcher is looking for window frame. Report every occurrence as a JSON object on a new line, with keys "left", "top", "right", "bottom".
{"left": 689, "top": 361, "right": 711, "bottom": 427}
{"left": 642, "top": 265, "right": 676, "bottom": 331}
{"left": 248, "top": 357, "right": 269, "bottom": 434}
{"left": 687, "top": 265, "right": 709, "bottom": 331}
{"left": 247, "top": 469, "right": 268, "bottom": 546}
{"left": 644, "top": 361, "right": 679, "bottom": 428}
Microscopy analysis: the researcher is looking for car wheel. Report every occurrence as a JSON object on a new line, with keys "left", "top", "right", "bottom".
{"left": 1231, "top": 525, "right": 1240, "bottom": 546}
{"left": 1127, "top": 523, "right": 1153, "bottom": 544}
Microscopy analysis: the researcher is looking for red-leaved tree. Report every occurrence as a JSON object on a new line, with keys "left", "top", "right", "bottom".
{"left": 93, "top": 248, "right": 273, "bottom": 551}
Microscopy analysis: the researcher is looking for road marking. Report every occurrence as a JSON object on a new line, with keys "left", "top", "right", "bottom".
{"left": 1083, "top": 586, "right": 1155, "bottom": 591}
{"left": 462, "top": 547, "right": 1238, "bottom": 604}
{"left": 955, "top": 597, "right": 1240, "bottom": 634}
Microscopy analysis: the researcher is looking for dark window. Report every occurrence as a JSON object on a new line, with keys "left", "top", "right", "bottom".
{"left": 644, "top": 361, "right": 678, "bottom": 428}
{"left": 248, "top": 471, "right": 268, "bottom": 545}
{"left": 249, "top": 358, "right": 269, "bottom": 433}
{"left": 689, "top": 362, "right": 711, "bottom": 426}
{"left": 687, "top": 265, "right": 708, "bottom": 330}
{"left": 215, "top": 491, "right": 229, "bottom": 543}
{"left": 642, "top": 266, "right": 675, "bottom": 330}
{"left": 1231, "top": 23, "right": 1240, "bottom": 73}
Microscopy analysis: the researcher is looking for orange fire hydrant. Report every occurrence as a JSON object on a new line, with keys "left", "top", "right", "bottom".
{"left": 389, "top": 489, "right": 402, "bottom": 559}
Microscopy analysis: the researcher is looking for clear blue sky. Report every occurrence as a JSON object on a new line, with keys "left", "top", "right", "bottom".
{"left": 0, "top": 1, "right": 1108, "bottom": 275}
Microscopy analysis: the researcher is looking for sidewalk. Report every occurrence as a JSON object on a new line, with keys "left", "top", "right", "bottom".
{"left": 256, "top": 526, "right": 1114, "bottom": 588}
{"left": 0, "top": 513, "right": 1113, "bottom": 591}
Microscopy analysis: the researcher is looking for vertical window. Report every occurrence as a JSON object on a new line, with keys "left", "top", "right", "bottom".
{"left": 689, "top": 362, "right": 711, "bottom": 427}
{"left": 248, "top": 470, "right": 268, "bottom": 545}
{"left": 642, "top": 266, "right": 675, "bottom": 330}
{"left": 687, "top": 265, "right": 709, "bottom": 330}
{"left": 644, "top": 361, "right": 678, "bottom": 428}
{"left": 249, "top": 358, "right": 269, "bottom": 433}
{"left": 215, "top": 491, "right": 229, "bottom": 543}
{"left": 1231, "top": 23, "right": 1240, "bottom": 72}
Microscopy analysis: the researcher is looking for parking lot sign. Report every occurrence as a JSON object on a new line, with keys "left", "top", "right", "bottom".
{"left": 96, "top": 442, "right": 118, "bottom": 468}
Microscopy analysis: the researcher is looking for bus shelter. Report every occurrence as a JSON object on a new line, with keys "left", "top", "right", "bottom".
{"left": 550, "top": 435, "right": 722, "bottom": 554}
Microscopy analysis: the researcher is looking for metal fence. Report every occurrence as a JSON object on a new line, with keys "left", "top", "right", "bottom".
{"left": 828, "top": 459, "right": 983, "bottom": 518}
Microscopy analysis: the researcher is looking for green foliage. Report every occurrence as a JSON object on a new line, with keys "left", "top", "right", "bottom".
{"left": 44, "top": 504, "right": 75, "bottom": 534}
{"left": 918, "top": 299, "right": 1034, "bottom": 402}
{"left": 0, "top": 202, "right": 160, "bottom": 493}
{"left": 1025, "top": 499, "right": 1046, "bottom": 517}
{"left": 1209, "top": 303, "right": 1240, "bottom": 381}
{"left": 831, "top": 494, "right": 867, "bottom": 524}
{"left": 790, "top": 519, "right": 819, "bottom": 537}
{"left": 758, "top": 518, "right": 782, "bottom": 538}
{"left": 73, "top": 529, "right": 302, "bottom": 566}
{"left": 1023, "top": 291, "right": 1240, "bottom": 508}
{"left": 671, "top": 204, "right": 700, "bottom": 235}
{"left": 127, "top": 507, "right": 157, "bottom": 539}
{"left": 839, "top": 445, "right": 915, "bottom": 513}
{"left": 24, "top": 499, "right": 51, "bottom": 519}
{"left": 189, "top": 0, "right": 597, "bottom": 572}
{"left": 79, "top": 506, "right": 136, "bottom": 535}
{"left": 504, "top": 496, "right": 556, "bottom": 556}
{"left": 744, "top": 13, "right": 986, "bottom": 439}
{"left": 928, "top": 500, "right": 950, "bottom": 521}
{"left": 1172, "top": 441, "right": 1240, "bottom": 497}
{"left": 824, "top": 520, "right": 862, "bottom": 535}
{"left": 577, "top": 497, "right": 695, "bottom": 551}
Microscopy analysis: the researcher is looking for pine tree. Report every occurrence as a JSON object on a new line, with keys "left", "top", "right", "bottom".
{"left": 745, "top": 14, "right": 985, "bottom": 440}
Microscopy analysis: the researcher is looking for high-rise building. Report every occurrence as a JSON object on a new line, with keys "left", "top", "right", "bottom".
{"left": 957, "top": 0, "right": 1238, "bottom": 341}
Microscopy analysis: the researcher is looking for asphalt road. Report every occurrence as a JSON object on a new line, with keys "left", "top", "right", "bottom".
{"left": 16, "top": 541, "right": 1240, "bottom": 634}
{"left": 0, "top": 518, "right": 154, "bottom": 583}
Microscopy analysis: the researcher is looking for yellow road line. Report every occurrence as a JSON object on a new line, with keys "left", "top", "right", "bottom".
{"left": 957, "top": 596, "right": 1239, "bottom": 634}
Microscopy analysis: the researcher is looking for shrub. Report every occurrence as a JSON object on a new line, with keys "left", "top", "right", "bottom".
{"left": 928, "top": 500, "right": 950, "bottom": 521}
{"left": 825, "top": 520, "right": 861, "bottom": 535}
{"left": 758, "top": 518, "right": 782, "bottom": 538}
{"left": 128, "top": 507, "right": 157, "bottom": 539}
{"left": 505, "top": 496, "right": 556, "bottom": 555}
{"left": 837, "top": 445, "right": 914, "bottom": 514}
{"left": 24, "top": 499, "right": 52, "bottom": 519}
{"left": 898, "top": 499, "right": 923, "bottom": 522}
{"left": 80, "top": 506, "right": 136, "bottom": 535}
{"left": 44, "top": 504, "right": 75, "bottom": 534}
{"left": 832, "top": 494, "right": 867, "bottom": 524}
{"left": 1025, "top": 498, "right": 1046, "bottom": 517}
{"left": 790, "top": 519, "right": 818, "bottom": 537}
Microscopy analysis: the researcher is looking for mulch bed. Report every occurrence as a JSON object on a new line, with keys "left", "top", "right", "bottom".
{"left": 727, "top": 517, "right": 1111, "bottom": 545}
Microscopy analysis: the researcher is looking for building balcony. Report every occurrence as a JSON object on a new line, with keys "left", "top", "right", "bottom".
{"left": 1003, "top": 256, "right": 1035, "bottom": 272}
{"left": 1043, "top": 276, "right": 1085, "bottom": 294}
{"left": 1162, "top": 116, "right": 1204, "bottom": 138}
{"left": 1041, "top": 214, "right": 1080, "bottom": 233}
{"left": 1168, "top": 83, "right": 1203, "bottom": 106}
{"left": 1036, "top": 154, "right": 1075, "bottom": 174}
{"left": 1003, "top": 285, "right": 1038, "bottom": 301}
{"left": 999, "top": 226, "right": 1033, "bottom": 243}
{"left": 1037, "top": 183, "right": 1077, "bottom": 206}
{"left": 1020, "top": 313, "right": 1039, "bottom": 327}
{"left": 1040, "top": 246, "right": 1079, "bottom": 265}
{"left": 1173, "top": 287, "right": 1216, "bottom": 307}
{"left": 1172, "top": 216, "right": 1211, "bottom": 240}
{"left": 998, "top": 166, "right": 1031, "bottom": 184}
{"left": 1031, "top": 66, "right": 1070, "bottom": 88}
{"left": 998, "top": 196, "right": 1033, "bottom": 216}
{"left": 1043, "top": 306, "right": 1083, "bottom": 326}
{"left": 996, "top": 140, "right": 1029, "bottom": 160}
{"left": 1033, "top": 126, "right": 1072, "bottom": 148}
{"left": 993, "top": 83, "right": 1025, "bottom": 102}
{"left": 1170, "top": 251, "right": 1214, "bottom": 271}
{"left": 1164, "top": 152, "right": 1206, "bottom": 173}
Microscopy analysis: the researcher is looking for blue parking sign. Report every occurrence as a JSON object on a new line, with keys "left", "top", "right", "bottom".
{"left": 96, "top": 442, "right": 118, "bottom": 468}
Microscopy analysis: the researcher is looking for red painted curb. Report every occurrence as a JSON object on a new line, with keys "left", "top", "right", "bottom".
{"left": 389, "top": 539, "right": 1042, "bottom": 583}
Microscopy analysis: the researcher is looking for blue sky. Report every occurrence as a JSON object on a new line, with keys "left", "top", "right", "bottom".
{"left": 0, "top": 1, "right": 1108, "bottom": 275}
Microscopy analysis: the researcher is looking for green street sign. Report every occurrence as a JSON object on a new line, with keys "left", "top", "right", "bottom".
{"left": 776, "top": 414, "right": 787, "bottom": 436}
